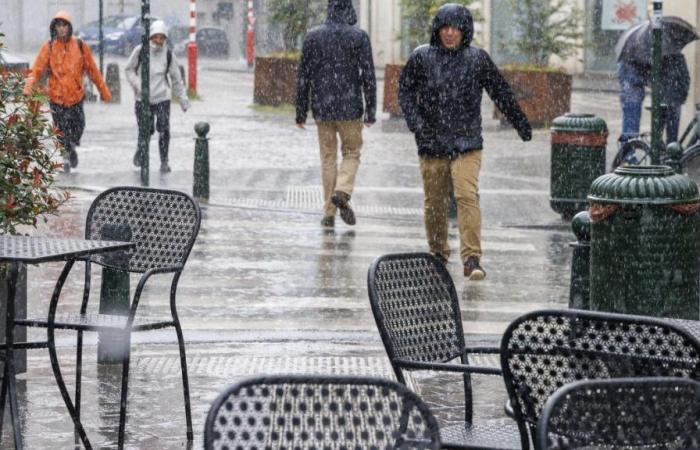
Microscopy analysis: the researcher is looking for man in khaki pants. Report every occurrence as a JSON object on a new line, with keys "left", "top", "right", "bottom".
{"left": 296, "top": 0, "right": 376, "bottom": 227}
{"left": 399, "top": 4, "right": 531, "bottom": 280}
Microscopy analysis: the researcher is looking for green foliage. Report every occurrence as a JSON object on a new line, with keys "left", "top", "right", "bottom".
{"left": 0, "top": 35, "right": 68, "bottom": 235}
{"left": 267, "top": 0, "right": 325, "bottom": 53}
{"left": 504, "top": 0, "right": 584, "bottom": 66}
{"left": 400, "top": 0, "right": 482, "bottom": 50}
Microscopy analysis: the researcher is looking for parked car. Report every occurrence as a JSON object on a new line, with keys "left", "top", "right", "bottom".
{"left": 0, "top": 48, "right": 29, "bottom": 71}
{"left": 76, "top": 14, "right": 161, "bottom": 56}
{"left": 173, "top": 27, "right": 229, "bottom": 58}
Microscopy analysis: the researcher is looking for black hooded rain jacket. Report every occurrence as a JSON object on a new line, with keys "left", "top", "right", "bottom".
{"left": 399, "top": 4, "right": 531, "bottom": 158}
{"left": 295, "top": 0, "right": 377, "bottom": 124}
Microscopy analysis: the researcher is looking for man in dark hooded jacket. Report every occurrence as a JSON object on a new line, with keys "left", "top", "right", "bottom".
{"left": 399, "top": 3, "right": 531, "bottom": 280}
{"left": 296, "top": 0, "right": 376, "bottom": 228}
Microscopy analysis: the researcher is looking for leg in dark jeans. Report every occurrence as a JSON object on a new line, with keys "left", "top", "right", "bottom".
{"left": 50, "top": 101, "right": 85, "bottom": 169}
{"left": 665, "top": 104, "right": 682, "bottom": 144}
{"left": 153, "top": 101, "right": 171, "bottom": 171}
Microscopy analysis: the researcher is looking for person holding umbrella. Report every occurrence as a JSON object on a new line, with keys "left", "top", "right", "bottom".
{"left": 615, "top": 16, "right": 698, "bottom": 145}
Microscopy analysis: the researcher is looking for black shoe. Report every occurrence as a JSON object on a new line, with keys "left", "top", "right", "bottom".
{"left": 160, "top": 161, "right": 172, "bottom": 173}
{"left": 62, "top": 156, "right": 71, "bottom": 173}
{"left": 69, "top": 149, "right": 78, "bottom": 168}
{"left": 321, "top": 216, "right": 335, "bottom": 228}
{"left": 463, "top": 256, "right": 485, "bottom": 280}
{"left": 432, "top": 252, "right": 448, "bottom": 265}
{"left": 133, "top": 151, "right": 142, "bottom": 167}
{"left": 331, "top": 191, "right": 356, "bottom": 225}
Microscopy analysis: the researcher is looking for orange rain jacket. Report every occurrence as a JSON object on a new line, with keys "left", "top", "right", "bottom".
{"left": 23, "top": 11, "right": 111, "bottom": 106}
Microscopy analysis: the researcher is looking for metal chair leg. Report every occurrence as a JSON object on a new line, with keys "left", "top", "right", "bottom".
{"left": 75, "top": 330, "right": 83, "bottom": 447}
{"left": 117, "top": 337, "right": 132, "bottom": 450}
{"left": 174, "top": 321, "right": 193, "bottom": 440}
{"left": 46, "top": 261, "right": 92, "bottom": 450}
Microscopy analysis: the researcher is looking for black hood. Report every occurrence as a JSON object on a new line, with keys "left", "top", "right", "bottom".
{"left": 429, "top": 3, "right": 473, "bottom": 49}
{"left": 49, "top": 18, "right": 74, "bottom": 41}
{"left": 327, "top": 0, "right": 357, "bottom": 25}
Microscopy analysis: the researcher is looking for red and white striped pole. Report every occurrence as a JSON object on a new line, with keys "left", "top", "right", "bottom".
{"left": 246, "top": 0, "right": 255, "bottom": 68}
{"left": 187, "top": 0, "right": 198, "bottom": 94}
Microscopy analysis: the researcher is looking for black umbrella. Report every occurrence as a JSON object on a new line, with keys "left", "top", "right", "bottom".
{"left": 615, "top": 16, "right": 699, "bottom": 67}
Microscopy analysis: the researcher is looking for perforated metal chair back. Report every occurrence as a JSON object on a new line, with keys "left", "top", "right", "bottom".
{"left": 368, "top": 252, "right": 465, "bottom": 367}
{"left": 536, "top": 377, "right": 700, "bottom": 450}
{"left": 501, "top": 309, "right": 700, "bottom": 439}
{"left": 204, "top": 375, "right": 442, "bottom": 450}
{"left": 85, "top": 186, "right": 201, "bottom": 272}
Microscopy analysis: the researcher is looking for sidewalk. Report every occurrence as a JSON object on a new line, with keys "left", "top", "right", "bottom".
{"left": 4, "top": 56, "right": 625, "bottom": 448}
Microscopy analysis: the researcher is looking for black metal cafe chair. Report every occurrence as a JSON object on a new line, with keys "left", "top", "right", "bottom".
{"left": 501, "top": 309, "right": 700, "bottom": 450}
{"left": 204, "top": 374, "right": 442, "bottom": 450}
{"left": 16, "top": 186, "right": 201, "bottom": 449}
{"left": 368, "top": 252, "right": 521, "bottom": 450}
{"left": 535, "top": 377, "right": 700, "bottom": 450}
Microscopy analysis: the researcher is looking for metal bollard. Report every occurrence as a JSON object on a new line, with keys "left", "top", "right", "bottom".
{"left": 193, "top": 122, "right": 210, "bottom": 201}
{"left": 569, "top": 211, "right": 591, "bottom": 310}
{"left": 105, "top": 62, "right": 121, "bottom": 104}
{"left": 97, "top": 223, "right": 132, "bottom": 364}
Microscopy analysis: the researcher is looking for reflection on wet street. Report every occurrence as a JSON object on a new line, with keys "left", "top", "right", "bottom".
{"left": 0, "top": 54, "right": 617, "bottom": 448}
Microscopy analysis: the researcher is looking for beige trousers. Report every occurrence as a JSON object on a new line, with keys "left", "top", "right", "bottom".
{"left": 317, "top": 120, "right": 363, "bottom": 217}
{"left": 419, "top": 150, "right": 482, "bottom": 261}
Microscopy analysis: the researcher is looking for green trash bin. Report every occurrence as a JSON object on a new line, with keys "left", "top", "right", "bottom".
{"left": 550, "top": 113, "right": 608, "bottom": 219}
{"left": 588, "top": 165, "right": 700, "bottom": 319}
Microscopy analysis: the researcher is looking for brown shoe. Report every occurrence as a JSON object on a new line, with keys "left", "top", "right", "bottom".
{"left": 321, "top": 216, "right": 335, "bottom": 228}
{"left": 463, "top": 256, "right": 485, "bottom": 280}
{"left": 331, "top": 191, "right": 356, "bottom": 225}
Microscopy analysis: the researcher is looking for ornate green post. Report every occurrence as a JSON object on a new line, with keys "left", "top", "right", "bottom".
{"left": 650, "top": 0, "right": 663, "bottom": 164}
{"left": 138, "top": 1, "right": 151, "bottom": 186}
{"left": 193, "top": 122, "right": 210, "bottom": 200}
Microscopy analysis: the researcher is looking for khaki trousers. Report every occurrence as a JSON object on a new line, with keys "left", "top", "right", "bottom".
{"left": 317, "top": 120, "right": 363, "bottom": 216}
{"left": 419, "top": 150, "right": 482, "bottom": 261}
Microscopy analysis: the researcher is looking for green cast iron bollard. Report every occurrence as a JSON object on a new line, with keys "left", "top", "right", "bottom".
{"left": 193, "top": 122, "right": 210, "bottom": 200}
{"left": 569, "top": 211, "right": 591, "bottom": 310}
{"left": 588, "top": 165, "right": 700, "bottom": 319}
{"left": 97, "top": 223, "right": 131, "bottom": 364}
{"left": 550, "top": 113, "right": 608, "bottom": 220}
{"left": 105, "top": 63, "right": 120, "bottom": 104}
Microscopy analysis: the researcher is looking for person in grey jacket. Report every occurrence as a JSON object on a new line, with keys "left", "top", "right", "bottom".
{"left": 125, "top": 20, "right": 190, "bottom": 173}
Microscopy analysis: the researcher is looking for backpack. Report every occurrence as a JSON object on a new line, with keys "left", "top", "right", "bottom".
{"left": 134, "top": 46, "right": 172, "bottom": 86}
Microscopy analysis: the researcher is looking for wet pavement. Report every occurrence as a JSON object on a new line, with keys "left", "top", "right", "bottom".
{"left": 4, "top": 54, "right": 626, "bottom": 448}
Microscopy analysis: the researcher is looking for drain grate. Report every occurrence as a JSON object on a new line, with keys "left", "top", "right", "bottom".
{"left": 226, "top": 186, "right": 422, "bottom": 216}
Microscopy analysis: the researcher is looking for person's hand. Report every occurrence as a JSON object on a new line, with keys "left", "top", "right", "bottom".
{"left": 518, "top": 126, "right": 532, "bottom": 142}
{"left": 101, "top": 92, "right": 112, "bottom": 103}
{"left": 296, "top": 122, "right": 306, "bottom": 130}
{"left": 364, "top": 121, "right": 374, "bottom": 128}
{"left": 180, "top": 98, "right": 191, "bottom": 112}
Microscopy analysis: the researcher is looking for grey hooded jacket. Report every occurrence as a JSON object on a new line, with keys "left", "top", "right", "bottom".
{"left": 125, "top": 44, "right": 188, "bottom": 106}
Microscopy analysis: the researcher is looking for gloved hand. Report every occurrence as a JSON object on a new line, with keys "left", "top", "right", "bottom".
{"left": 518, "top": 125, "right": 532, "bottom": 142}
{"left": 180, "top": 98, "right": 191, "bottom": 112}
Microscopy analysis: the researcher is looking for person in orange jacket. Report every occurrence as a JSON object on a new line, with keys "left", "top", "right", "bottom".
{"left": 23, "top": 10, "right": 111, "bottom": 172}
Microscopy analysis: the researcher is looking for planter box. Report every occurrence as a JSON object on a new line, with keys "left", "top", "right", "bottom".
{"left": 495, "top": 70, "right": 572, "bottom": 127}
{"left": 253, "top": 56, "right": 299, "bottom": 106}
{"left": 383, "top": 63, "right": 404, "bottom": 118}
{"left": 0, "top": 263, "right": 27, "bottom": 374}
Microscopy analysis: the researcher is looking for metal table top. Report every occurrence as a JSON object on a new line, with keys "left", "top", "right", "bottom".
{"left": 0, "top": 235, "right": 134, "bottom": 264}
